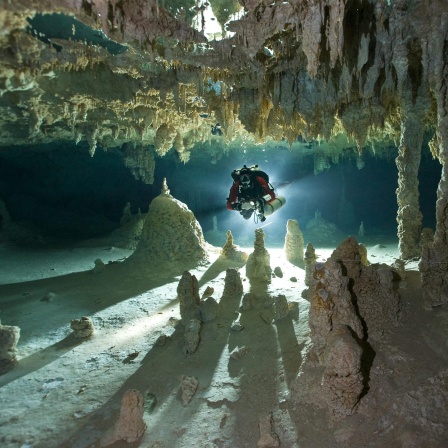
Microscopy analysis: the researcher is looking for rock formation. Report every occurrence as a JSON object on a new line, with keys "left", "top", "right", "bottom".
{"left": 70, "top": 316, "right": 94, "bottom": 338}
{"left": 354, "top": 265, "right": 401, "bottom": 340}
{"left": 198, "top": 297, "right": 219, "bottom": 322}
{"left": 284, "top": 219, "right": 304, "bottom": 266}
{"left": 0, "top": 321, "right": 20, "bottom": 374}
{"left": 184, "top": 318, "right": 201, "bottom": 355}
{"left": 257, "top": 413, "right": 280, "bottom": 448}
{"left": 177, "top": 271, "right": 200, "bottom": 325}
{"left": 246, "top": 228, "right": 271, "bottom": 282}
{"left": 132, "top": 179, "right": 208, "bottom": 264}
{"left": 358, "top": 243, "right": 370, "bottom": 266}
{"left": 420, "top": 227, "right": 434, "bottom": 250}
{"left": 92, "top": 258, "right": 106, "bottom": 274}
{"left": 221, "top": 230, "right": 248, "bottom": 263}
{"left": 180, "top": 375, "right": 199, "bottom": 406}
{"left": 304, "top": 242, "right": 317, "bottom": 287}
{"left": 330, "top": 237, "right": 401, "bottom": 340}
{"left": 0, "top": 3, "right": 447, "bottom": 262}
{"left": 321, "top": 324, "right": 364, "bottom": 419}
{"left": 0, "top": 1, "right": 448, "bottom": 315}
{"left": 273, "top": 295, "right": 289, "bottom": 321}
{"left": 308, "top": 260, "right": 364, "bottom": 363}
{"left": 222, "top": 268, "right": 243, "bottom": 297}
{"left": 296, "top": 235, "right": 402, "bottom": 419}
{"left": 396, "top": 116, "right": 424, "bottom": 259}
{"left": 104, "top": 389, "right": 146, "bottom": 445}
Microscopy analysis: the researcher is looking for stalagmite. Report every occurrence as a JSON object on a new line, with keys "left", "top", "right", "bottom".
{"left": 284, "top": 219, "right": 304, "bottom": 266}
{"left": 184, "top": 318, "right": 201, "bottom": 354}
{"left": 198, "top": 296, "right": 219, "bottom": 322}
{"left": 246, "top": 228, "right": 271, "bottom": 282}
{"left": 221, "top": 230, "right": 248, "bottom": 263}
{"left": 180, "top": 375, "right": 199, "bottom": 406}
{"left": 396, "top": 116, "right": 424, "bottom": 259}
{"left": 131, "top": 179, "right": 208, "bottom": 264}
{"left": 92, "top": 258, "right": 106, "bottom": 274}
{"left": 223, "top": 268, "right": 243, "bottom": 297}
{"left": 331, "top": 237, "right": 401, "bottom": 340}
{"left": 177, "top": 271, "right": 200, "bottom": 325}
{"left": 304, "top": 242, "right": 317, "bottom": 287}
{"left": 273, "top": 295, "right": 289, "bottom": 320}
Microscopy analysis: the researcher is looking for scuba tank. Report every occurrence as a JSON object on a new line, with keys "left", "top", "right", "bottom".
{"left": 264, "top": 196, "right": 286, "bottom": 216}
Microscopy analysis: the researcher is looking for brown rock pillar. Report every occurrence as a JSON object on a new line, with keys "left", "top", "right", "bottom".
{"left": 420, "top": 117, "right": 448, "bottom": 307}
{"left": 396, "top": 116, "right": 424, "bottom": 259}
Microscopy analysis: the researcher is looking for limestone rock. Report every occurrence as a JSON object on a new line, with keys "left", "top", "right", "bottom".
{"left": 284, "top": 219, "right": 304, "bottom": 266}
{"left": 358, "top": 243, "right": 370, "bottom": 266}
{"left": 200, "top": 286, "right": 214, "bottom": 300}
{"left": 180, "top": 375, "right": 199, "bottom": 406}
{"left": 229, "top": 346, "right": 248, "bottom": 360}
{"left": 330, "top": 236, "right": 363, "bottom": 281}
{"left": 92, "top": 258, "right": 106, "bottom": 274}
{"left": 132, "top": 180, "right": 208, "bottom": 264}
{"left": 106, "top": 213, "right": 145, "bottom": 250}
{"left": 177, "top": 271, "right": 200, "bottom": 325}
{"left": 322, "top": 325, "right": 364, "bottom": 419}
{"left": 231, "top": 312, "right": 244, "bottom": 332}
{"left": 304, "top": 242, "right": 317, "bottom": 287}
{"left": 246, "top": 229, "right": 272, "bottom": 282}
{"left": 274, "top": 295, "right": 289, "bottom": 320}
{"left": 223, "top": 268, "right": 243, "bottom": 297}
{"left": 112, "top": 389, "right": 146, "bottom": 443}
{"left": 308, "top": 260, "right": 363, "bottom": 362}
{"left": 273, "top": 266, "right": 283, "bottom": 278}
{"left": 257, "top": 413, "right": 280, "bottom": 448}
{"left": 240, "top": 292, "right": 256, "bottom": 311}
{"left": 40, "top": 291, "right": 56, "bottom": 302}
{"left": 0, "top": 322, "right": 20, "bottom": 375}
{"left": 420, "top": 227, "right": 434, "bottom": 249}
{"left": 122, "top": 143, "right": 155, "bottom": 184}
{"left": 70, "top": 316, "right": 94, "bottom": 338}
{"left": 354, "top": 265, "right": 401, "bottom": 340}
{"left": 221, "top": 230, "right": 248, "bottom": 263}
{"left": 184, "top": 318, "right": 201, "bottom": 354}
{"left": 199, "top": 297, "right": 219, "bottom": 322}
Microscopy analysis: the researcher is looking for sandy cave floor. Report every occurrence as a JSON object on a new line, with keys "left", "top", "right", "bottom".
{"left": 0, "top": 240, "right": 447, "bottom": 448}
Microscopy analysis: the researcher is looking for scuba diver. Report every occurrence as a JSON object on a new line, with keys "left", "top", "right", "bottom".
{"left": 226, "top": 165, "right": 286, "bottom": 222}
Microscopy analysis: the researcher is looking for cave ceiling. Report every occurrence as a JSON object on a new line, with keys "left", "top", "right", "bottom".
{"left": 0, "top": 0, "right": 446, "bottom": 167}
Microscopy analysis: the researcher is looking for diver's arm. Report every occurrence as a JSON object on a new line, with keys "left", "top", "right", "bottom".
{"left": 257, "top": 177, "right": 275, "bottom": 203}
{"left": 226, "top": 182, "right": 240, "bottom": 210}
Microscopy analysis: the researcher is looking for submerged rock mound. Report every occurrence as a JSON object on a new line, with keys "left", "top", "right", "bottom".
{"left": 131, "top": 179, "right": 209, "bottom": 264}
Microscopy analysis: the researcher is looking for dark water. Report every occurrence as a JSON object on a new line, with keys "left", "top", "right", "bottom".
{"left": 0, "top": 141, "right": 440, "bottom": 247}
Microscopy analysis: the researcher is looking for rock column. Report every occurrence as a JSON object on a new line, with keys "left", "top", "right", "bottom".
{"left": 420, "top": 74, "right": 448, "bottom": 307}
{"left": 396, "top": 115, "right": 424, "bottom": 259}
{"left": 284, "top": 219, "right": 304, "bottom": 266}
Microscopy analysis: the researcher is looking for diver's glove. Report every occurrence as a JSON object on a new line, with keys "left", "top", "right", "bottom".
{"left": 232, "top": 202, "right": 242, "bottom": 211}
{"left": 258, "top": 213, "right": 266, "bottom": 222}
